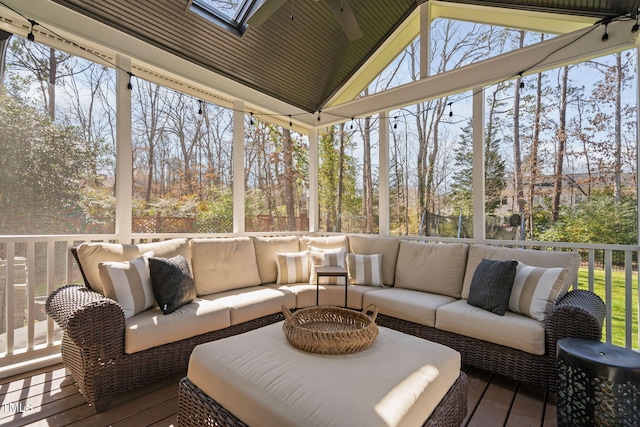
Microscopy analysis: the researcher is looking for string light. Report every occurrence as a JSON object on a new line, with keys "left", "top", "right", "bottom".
{"left": 27, "top": 19, "right": 36, "bottom": 42}
{"left": 198, "top": 100, "right": 203, "bottom": 115}
{"left": 350, "top": 117, "right": 354, "bottom": 129}
{"left": 3, "top": 1, "right": 637, "bottom": 130}
{"left": 289, "top": 114, "right": 292, "bottom": 128}
{"left": 601, "top": 22, "right": 609, "bottom": 46}
{"left": 393, "top": 116, "right": 398, "bottom": 129}
{"left": 250, "top": 112, "right": 254, "bottom": 126}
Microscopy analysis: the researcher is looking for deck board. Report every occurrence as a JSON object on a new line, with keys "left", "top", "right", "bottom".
{"left": 505, "top": 383, "right": 547, "bottom": 427}
{"left": 465, "top": 373, "right": 518, "bottom": 427}
{"left": 0, "top": 363, "right": 557, "bottom": 426}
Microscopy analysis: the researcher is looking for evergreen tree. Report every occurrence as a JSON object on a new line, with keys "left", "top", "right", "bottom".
{"left": 451, "top": 120, "right": 506, "bottom": 216}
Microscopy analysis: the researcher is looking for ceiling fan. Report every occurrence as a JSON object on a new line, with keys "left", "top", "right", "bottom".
{"left": 246, "top": 0, "right": 363, "bottom": 41}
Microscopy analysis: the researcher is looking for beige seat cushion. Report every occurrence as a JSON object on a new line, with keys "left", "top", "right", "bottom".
{"left": 282, "top": 283, "right": 378, "bottom": 309}
{"left": 461, "top": 244, "right": 580, "bottom": 300}
{"left": 395, "top": 241, "right": 468, "bottom": 298}
{"left": 435, "top": 299, "right": 546, "bottom": 355}
{"left": 75, "top": 238, "right": 190, "bottom": 295}
{"left": 363, "top": 288, "right": 457, "bottom": 327}
{"left": 202, "top": 285, "right": 296, "bottom": 325}
{"left": 188, "top": 322, "right": 460, "bottom": 427}
{"left": 348, "top": 236, "right": 400, "bottom": 286}
{"left": 124, "top": 298, "right": 230, "bottom": 354}
{"left": 190, "top": 237, "right": 261, "bottom": 296}
{"left": 252, "top": 236, "right": 300, "bottom": 284}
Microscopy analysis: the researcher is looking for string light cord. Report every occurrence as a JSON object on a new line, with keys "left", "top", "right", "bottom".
{"left": 0, "top": 1, "right": 635, "bottom": 127}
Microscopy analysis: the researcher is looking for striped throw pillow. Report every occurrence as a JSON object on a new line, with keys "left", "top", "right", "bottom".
{"left": 309, "top": 246, "right": 347, "bottom": 285}
{"left": 347, "top": 253, "right": 383, "bottom": 286}
{"left": 275, "top": 251, "right": 309, "bottom": 284}
{"left": 508, "top": 262, "right": 569, "bottom": 321}
{"left": 98, "top": 254, "right": 155, "bottom": 318}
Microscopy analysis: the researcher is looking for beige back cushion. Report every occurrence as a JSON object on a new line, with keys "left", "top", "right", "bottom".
{"left": 348, "top": 236, "right": 400, "bottom": 286}
{"left": 395, "top": 241, "right": 468, "bottom": 298}
{"left": 252, "top": 236, "right": 300, "bottom": 284}
{"left": 75, "top": 238, "right": 190, "bottom": 295}
{"left": 461, "top": 244, "right": 581, "bottom": 300}
{"left": 299, "top": 235, "right": 348, "bottom": 251}
{"left": 190, "top": 237, "right": 261, "bottom": 296}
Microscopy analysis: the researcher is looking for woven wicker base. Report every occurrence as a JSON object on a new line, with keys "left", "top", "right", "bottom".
{"left": 177, "top": 372, "right": 467, "bottom": 427}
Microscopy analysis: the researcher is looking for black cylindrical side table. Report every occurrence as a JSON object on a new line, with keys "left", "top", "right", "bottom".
{"left": 557, "top": 338, "right": 640, "bottom": 427}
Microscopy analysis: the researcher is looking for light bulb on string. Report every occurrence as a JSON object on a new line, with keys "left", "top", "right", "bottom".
{"left": 289, "top": 115, "right": 292, "bottom": 128}
{"left": 601, "top": 23, "right": 609, "bottom": 47}
{"left": 350, "top": 117, "right": 354, "bottom": 129}
{"left": 631, "top": 14, "right": 639, "bottom": 42}
{"left": 250, "top": 112, "right": 254, "bottom": 126}
{"left": 198, "top": 100, "right": 203, "bottom": 115}
{"left": 448, "top": 103, "right": 453, "bottom": 118}
{"left": 27, "top": 20, "right": 36, "bottom": 42}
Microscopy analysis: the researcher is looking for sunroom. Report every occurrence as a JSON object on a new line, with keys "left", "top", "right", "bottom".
{"left": 0, "top": 0, "right": 639, "bottom": 425}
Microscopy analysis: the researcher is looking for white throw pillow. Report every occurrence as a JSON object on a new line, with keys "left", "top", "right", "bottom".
{"left": 275, "top": 251, "right": 310, "bottom": 285}
{"left": 309, "top": 246, "right": 347, "bottom": 285}
{"left": 508, "top": 262, "right": 569, "bottom": 321}
{"left": 98, "top": 253, "right": 155, "bottom": 318}
{"left": 347, "top": 253, "right": 383, "bottom": 286}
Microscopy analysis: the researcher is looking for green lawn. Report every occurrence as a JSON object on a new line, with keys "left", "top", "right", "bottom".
{"left": 577, "top": 268, "right": 639, "bottom": 349}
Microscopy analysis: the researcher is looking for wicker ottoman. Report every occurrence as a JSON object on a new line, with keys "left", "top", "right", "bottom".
{"left": 178, "top": 322, "right": 467, "bottom": 427}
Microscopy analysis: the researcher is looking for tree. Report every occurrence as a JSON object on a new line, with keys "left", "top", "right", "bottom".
{"left": 318, "top": 125, "right": 359, "bottom": 232}
{"left": 539, "top": 190, "right": 637, "bottom": 246}
{"left": 0, "top": 94, "right": 97, "bottom": 234}
{"left": 551, "top": 65, "right": 569, "bottom": 222}
{"left": 451, "top": 119, "right": 506, "bottom": 222}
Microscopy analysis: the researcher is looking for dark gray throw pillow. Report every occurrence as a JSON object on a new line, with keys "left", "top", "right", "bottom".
{"left": 148, "top": 255, "right": 196, "bottom": 315}
{"left": 467, "top": 258, "right": 518, "bottom": 315}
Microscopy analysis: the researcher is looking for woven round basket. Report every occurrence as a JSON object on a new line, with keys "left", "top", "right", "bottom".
{"left": 282, "top": 304, "right": 379, "bottom": 354}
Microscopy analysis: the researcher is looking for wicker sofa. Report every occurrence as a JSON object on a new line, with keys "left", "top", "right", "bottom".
{"left": 45, "top": 235, "right": 606, "bottom": 412}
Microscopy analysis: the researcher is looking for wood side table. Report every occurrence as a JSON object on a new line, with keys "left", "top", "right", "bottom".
{"left": 314, "top": 265, "right": 349, "bottom": 307}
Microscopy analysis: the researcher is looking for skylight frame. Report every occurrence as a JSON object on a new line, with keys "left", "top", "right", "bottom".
{"left": 190, "top": 0, "right": 260, "bottom": 36}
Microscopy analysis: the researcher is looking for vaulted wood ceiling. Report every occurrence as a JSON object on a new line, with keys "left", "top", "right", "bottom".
{"left": 51, "top": 0, "right": 640, "bottom": 113}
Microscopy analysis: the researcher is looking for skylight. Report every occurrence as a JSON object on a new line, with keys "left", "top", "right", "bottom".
{"left": 190, "top": 0, "right": 260, "bottom": 36}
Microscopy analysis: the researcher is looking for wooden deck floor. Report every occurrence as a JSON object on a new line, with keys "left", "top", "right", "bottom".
{"left": 0, "top": 363, "right": 557, "bottom": 427}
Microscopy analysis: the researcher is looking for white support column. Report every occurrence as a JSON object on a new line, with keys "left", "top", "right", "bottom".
{"left": 636, "top": 44, "right": 640, "bottom": 349}
{"left": 115, "top": 55, "right": 133, "bottom": 243}
{"left": 308, "top": 127, "right": 319, "bottom": 233}
{"left": 472, "top": 86, "right": 485, "bottom": 241}
{"left": 419, "top": 1, "right": 431, "bottom": 79}
{"left": 233, "top": 100, "right": 245, "bottom": 234}
{"left": 378, "top": 113, "right": 390, "bottom": 235}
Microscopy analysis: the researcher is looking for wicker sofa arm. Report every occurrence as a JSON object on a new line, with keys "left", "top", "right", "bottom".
{"left": 545, "top": 289, "right": 606, "bottom": 352}
{"left": 46, "top": 284, "right": 126, "bottom": 357}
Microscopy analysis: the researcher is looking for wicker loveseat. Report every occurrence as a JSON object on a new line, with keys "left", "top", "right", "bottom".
{"left": 45, "top": 235, "right": 605, "bottom": 412}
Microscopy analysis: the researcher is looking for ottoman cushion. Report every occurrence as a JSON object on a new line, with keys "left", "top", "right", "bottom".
{"left": 187, "top": 322, "right": 460, "bottom": 427}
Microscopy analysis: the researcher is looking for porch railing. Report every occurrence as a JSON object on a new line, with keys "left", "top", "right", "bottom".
{"left": 1, "top": 233, "right": 638, "bottom": 379}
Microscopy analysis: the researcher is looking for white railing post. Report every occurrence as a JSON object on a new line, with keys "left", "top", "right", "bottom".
{"left": 233, "top": 100, "right": 245, "bottom": 234}
{"left": 379, "top": 112, "right": 390, "bottom": 236}
{"left": 472, "top": 86, "right": 485, "bottom": 240}
{"left": 116, "top": 55, "right": 133, "bottom": 244}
